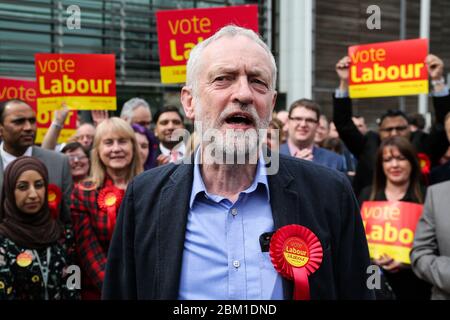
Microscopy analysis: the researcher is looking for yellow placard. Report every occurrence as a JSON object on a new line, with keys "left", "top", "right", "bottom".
{"left": 35, "top": 128, "right": 77, "bottom": 144}
{"left": 160, "top": 65, "right": 187, "bottom": 84}
{"left": 349, "top": 80, "right": 428, "bottom": 98}
{"left": 37, "top": 96, "right": 117, "bottom": 112}
{"left": 368, "top": 243, "right": 412, "bottom": 264}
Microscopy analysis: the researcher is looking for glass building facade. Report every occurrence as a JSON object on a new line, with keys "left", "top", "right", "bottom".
{"left": 0, "top": 0, "right": 272, "bottom": 115}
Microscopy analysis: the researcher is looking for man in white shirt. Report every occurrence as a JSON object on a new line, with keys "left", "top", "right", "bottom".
{"left": 154, "top": 105, "right": 186, "bottom": 165}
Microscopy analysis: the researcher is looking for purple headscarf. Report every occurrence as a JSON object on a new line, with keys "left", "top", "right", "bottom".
{"left": 131, "top": 123, "right": 158, "bottom": 170}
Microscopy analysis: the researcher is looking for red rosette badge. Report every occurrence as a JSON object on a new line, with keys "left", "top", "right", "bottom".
{"left": 47, "top": 184, "right": 62, "bottom": 220}
{"left": 97, "top": 186, "right": 124, "bottom": 236}
{"left": 417, "top": 153, "right": 431, "bottom": 176}
{"left": 269, "top": 224, "right": 323, "bottom": 300}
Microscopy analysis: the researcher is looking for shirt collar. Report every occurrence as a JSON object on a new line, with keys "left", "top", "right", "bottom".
{"left": 189, "top": 148, "right": 270, "bottom": 208}
{"left": 287, "top": 139, "right": 314, "bottom": 156}
{"left": 0, "top": 142, "right": 33, "bottom": 169}
{"left": 159, "top": 142, "right": 186, "bottom": 157}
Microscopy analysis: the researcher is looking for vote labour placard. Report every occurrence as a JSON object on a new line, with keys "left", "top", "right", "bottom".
{"left": 0, "top": 77, "right": 77, "bottom": 144}
{"left": 360, "top": 201, "right": 423, "bottom": 264}
{"left": 156, "top": 5, "right": 258, "bottom": 84}
{"left": 35, "top": 53, "right": 116, "bottom": 111}
{"left": 349, "top": 39, "right": 428, "bottom": 98}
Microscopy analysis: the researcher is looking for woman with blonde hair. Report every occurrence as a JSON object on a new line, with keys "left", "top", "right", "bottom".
{"left": 70, "top": 117, "right": 142, "bottom": 299}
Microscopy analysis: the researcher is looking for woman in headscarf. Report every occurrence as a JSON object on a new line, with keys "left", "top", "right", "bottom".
{"left": 0, "top": 157, "right": 78, "bottom": 300}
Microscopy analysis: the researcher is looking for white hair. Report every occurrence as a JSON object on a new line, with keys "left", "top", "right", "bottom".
{"left": 186, "top": 25, "right": 277, "bottom": 94}
{"left": 120, "top": 98, "right": 151, "bottom": 121}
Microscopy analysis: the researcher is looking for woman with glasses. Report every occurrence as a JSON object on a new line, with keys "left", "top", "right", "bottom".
{"left": 60, "top": 142, "right": 90, "bottom": 185}
{"left": 359, "top": 136, "right": 430, "bottom": 300}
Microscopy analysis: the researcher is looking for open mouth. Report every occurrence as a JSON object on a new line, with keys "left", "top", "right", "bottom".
{"left": 224, "top": 113, "right": 254, "bottom": 126}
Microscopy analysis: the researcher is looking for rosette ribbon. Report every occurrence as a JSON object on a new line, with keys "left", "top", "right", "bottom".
{"left": 47, "top": 184, "right": 62, "bottom": 220}
{"left": 417, "top": 153, "right": 431, "bottom": 176}
{"left": 269, "top": 224, "right": 323, "bottom": 300}
{"left": 97, "top": 186, "right": 124, "bottom": 237}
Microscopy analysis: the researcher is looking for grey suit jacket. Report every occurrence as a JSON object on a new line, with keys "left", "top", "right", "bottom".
{"left": 0, "top": 146, "right": 72, "bottom": 223}
{"left": 411, "top": 181, "right": 450, "bottom": 300}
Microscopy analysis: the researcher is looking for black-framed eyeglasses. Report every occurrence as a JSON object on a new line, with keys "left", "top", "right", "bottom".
{"left": 380, "top": 125, "right": 408, "bottom": 133}
{"left": 289, "top": 116, "right": 318, "bottom": 125}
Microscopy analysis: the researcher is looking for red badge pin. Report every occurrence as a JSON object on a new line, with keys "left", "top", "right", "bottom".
{"left": 98, "top": 186, "right": 124, "bottom": 236}
{"left": 47, "top": 184, "right": 62, "bottom": 220}
{"left": 417, "top": 153, "right": 431, "bottom": 175}
{"left": 269, "top": 224, "right": 323, "bottom": 300}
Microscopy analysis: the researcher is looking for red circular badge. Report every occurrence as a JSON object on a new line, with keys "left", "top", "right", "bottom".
{"left": 418, "top": 153, "right": 431, "bottom": 175}
{"left": 270, "top": 224, "right": 323, "bottom": 300}
{"left": 98, "top": 186, "right": 124, "bottom": 237}
{"left": 47, "top": 184, "right": 62, "bottom": 220}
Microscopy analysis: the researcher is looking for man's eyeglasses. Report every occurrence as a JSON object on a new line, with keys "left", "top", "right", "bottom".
{"left": 68, "top": 155, "right": 88, "bottom": 162}
{"left": 379, "top": 126, "right": 408, "bottom": 133}
{"left": 289, "top": 116, "right": 318, "bottom": 125}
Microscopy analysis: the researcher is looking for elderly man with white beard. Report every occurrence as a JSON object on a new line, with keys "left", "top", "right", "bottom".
{"left": 102, "top": 25, "right": 374, "bottom": 300}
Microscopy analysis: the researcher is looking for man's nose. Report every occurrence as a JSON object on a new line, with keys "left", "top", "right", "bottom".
{"left": 23, "top": 120, "right": 33, "bottom": 130}
{"left": 233, "top": 77, "right": 253, "bottom": 105}
{"left": 167, "top": 121, "right": 176, "bottom": 130}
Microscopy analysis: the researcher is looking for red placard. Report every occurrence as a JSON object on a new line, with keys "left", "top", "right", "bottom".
{"left": 156, "top": 5, "right": 259, "bottom": 83}
{"left": 349, "top": 38, "right": 428, "bottom": 98}
{"left": 0, "top": 77, "right": 77, "bottom": 144}
{"left": 0, "top": 77, "right": 37, "bottom": 108}
{"left": 361, "top": 201, "right": 423, "bottom": 264}
{"left": 35, "top": 53, "right": 116, "bottom": 111}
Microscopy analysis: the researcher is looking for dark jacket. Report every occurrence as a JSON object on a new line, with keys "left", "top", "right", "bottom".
{"left": 102, "top": 153, "right": 374, "bottom": 300}
{"left": 279, "top": 143, "right": 346, "bottom": 173}
{"left": 333, "top": 94, "right": 450, "bottom": 196}
{"left": 358, "top": 185, "right": 431, "bottom": 300}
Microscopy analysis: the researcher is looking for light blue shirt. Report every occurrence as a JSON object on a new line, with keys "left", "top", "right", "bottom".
{"left": 178, "top": 150, "right": 284, "bottom": 300}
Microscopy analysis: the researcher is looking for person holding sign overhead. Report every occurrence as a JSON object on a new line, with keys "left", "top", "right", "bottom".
{"left": 359, "top": 136, "right": 431, "bottom": 299}
{"left": 333, "top": 54, "right": 450, "bottom": 197}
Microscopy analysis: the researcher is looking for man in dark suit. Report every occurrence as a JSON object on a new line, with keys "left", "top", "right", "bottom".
{"left": 279, "top": 98, "right": 345, "bottom": 172}
{"left": 103, "top": 25, "right": 374, "bottom": 300}
{"left": 0, "top": 99, "right": 72, "bottom": 223}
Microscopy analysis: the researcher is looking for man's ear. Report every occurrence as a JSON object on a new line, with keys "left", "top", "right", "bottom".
{"left": 181, "top": 86, "right": 195, "bottom": 120}
{"left": 270, "top": 91, "right": 278, "bottom": 115}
